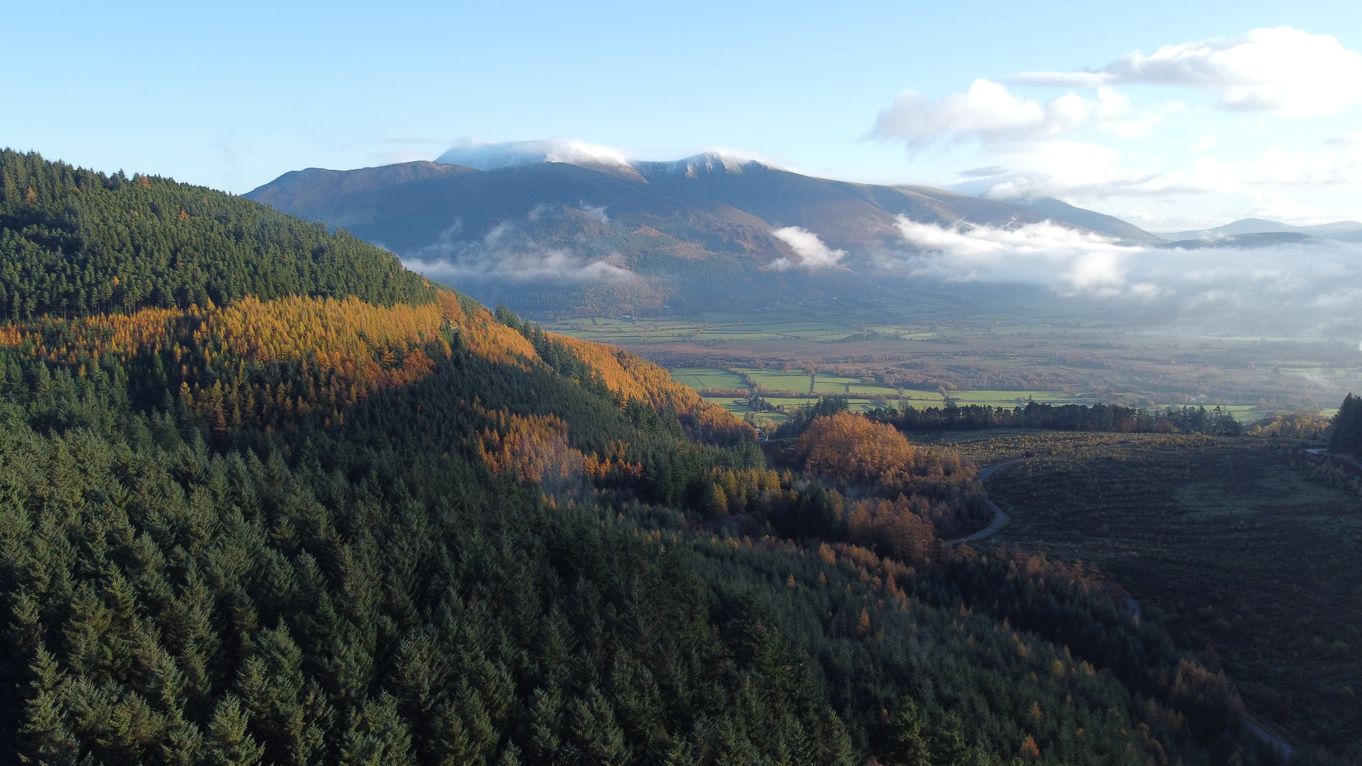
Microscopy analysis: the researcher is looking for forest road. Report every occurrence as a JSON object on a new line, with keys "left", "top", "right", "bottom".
{"left": 944, "top": 458, "right": 1025, "bottom": 547}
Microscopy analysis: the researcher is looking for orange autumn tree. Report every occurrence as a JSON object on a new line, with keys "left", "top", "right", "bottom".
{"left": 0, "top": 286, "right": 561, "bottom": 433}
{"left": 847, "top": 496, "right": 939, "bottom": 567}
{"left": 476, "top": 410, "right": 585, "bottom": 486}
{"left": 796, "top": 411, "right": 918, "bottom": 486}
{"left": 544, "top": 332, "right": 751, "bottom": 444}
{"left": 794, "top": 411, "right": 985, "bottom": 539}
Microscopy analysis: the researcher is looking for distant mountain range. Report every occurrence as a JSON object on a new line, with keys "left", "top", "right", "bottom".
{"left": 1159, "top": 217, "right": 1362, "bottom": 243}
{"left": 245, "top": 140, "right": 1347, "bottom": 314}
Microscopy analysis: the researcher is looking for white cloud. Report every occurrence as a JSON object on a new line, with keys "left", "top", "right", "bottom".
{"left": 892, "top": 218, "right": 1139, "bottom": 295}
{"left": 870, "top": 79, "right": 1093, "bottom": 147}
{"left": 1018, "top": 27, "right": 1362, "bottom": 116}
{"left": 768, "top": 226, "right": 847, "bottom": 271}
{"left": 400, "top": 218, "right": 640, "bottom": 286}
{"left": 888, "top": 217, "right": 1362, "bottom": 315}
{"left": 436, "top": 138, "right": 633, "bottom": 170}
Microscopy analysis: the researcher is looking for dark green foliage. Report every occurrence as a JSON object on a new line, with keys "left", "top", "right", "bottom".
{"left": 870, "top": 400, "right": 1243, "bottom": 436}
{"left": 1329, "top": 393, "right": 1362, "bottom": 457}
{"left": 0, "top": 149, "right": 434, "bottom": 319}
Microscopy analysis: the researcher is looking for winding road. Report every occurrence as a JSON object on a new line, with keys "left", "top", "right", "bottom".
{"left": 944, "top": 458, "right": 1025, "bottom": 547}
{"left": 945, "top": 454, "right": 1298, "bottom": 762}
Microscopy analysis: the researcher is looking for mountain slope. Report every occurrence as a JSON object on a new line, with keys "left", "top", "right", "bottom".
{"left": 0, "top": 150, "right": 1272, "bottom": 764}
{"left": 1022, "top": 196, "right": 1164, "bottom": 243}
{"left": 245, "top": 146, "right": 1161, "bottom": 315}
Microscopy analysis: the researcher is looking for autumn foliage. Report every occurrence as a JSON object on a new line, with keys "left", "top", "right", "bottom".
{"left": 797, "top": 411, "right": 919, "bottom": 485}
{"left": 548, "top": 332, "right": 749, "bottom": 442}
{"left": 476, "top": 410, "right": 585, "bottom": 485}
{"left": 0, "top": 290, "right": 550, "bottom": 430}
{"left": 792, "top": 411, "right": 985, "bottom": 539}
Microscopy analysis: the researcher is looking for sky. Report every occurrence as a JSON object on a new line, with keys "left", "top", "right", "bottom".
{"left": 5, "top": 0, "right": 1361, "bottom": 229}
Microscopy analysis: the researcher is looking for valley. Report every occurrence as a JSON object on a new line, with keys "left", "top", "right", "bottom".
{"left": 549, "top": 296, "right": 1358, "bottom": 425}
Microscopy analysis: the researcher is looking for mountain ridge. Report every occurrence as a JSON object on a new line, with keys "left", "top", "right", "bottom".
{"left": 1159, "top": 217, "right": 1362, "bottom": 241}
{"left": 246, "top": 147, "right": 1165, "bottom": 314}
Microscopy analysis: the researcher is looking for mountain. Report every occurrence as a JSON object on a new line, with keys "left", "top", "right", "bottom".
{"left": 1160, "top": 231, "right": 1317, "bottom": 249}
{"left": 0, "top": 148, "right": 1272, "bottom": 763}
{"left": 246, "top": 142, "right": 1160, "bottom": 315}
{"left": 1161, "top": 217, "right": 1362, "bottom": 241}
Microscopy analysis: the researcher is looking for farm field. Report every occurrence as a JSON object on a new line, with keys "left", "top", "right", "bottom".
{"left": 670, "top": 365, "right": 1281, "bottom": 429}
{"left": 547, "top": 294, "right": 1361, "bottom": 419}
{"left": 949, "top": 389, "right": 1093, "bottom": 407}
{"left": 669, "top": 366, "right": 746, "bottom": 391}
{"left": 700, "top": 395, "right": 789, "bottom": 424}
{"left": 956, "top": 431, "right": 1362, "bottom": 759}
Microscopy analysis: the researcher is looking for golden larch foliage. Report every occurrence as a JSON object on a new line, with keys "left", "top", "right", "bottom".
{"left": 550, "top": 332, "right": 750, "bottom": 442}
{"left": 436, "top": 291, "right": 537, "bottom": 367}
{"left": 476, "top": 410, "right": 585, "bottom": 485}
{"left": 0, "top": 294, "right": 499, "bottom": 428}
{"left": 796, "top": 411, "right": 917, "bottom": 483}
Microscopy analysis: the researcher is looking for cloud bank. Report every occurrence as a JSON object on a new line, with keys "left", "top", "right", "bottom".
{"left": 889, "top": 217, "right": 1362, "bottom": 319}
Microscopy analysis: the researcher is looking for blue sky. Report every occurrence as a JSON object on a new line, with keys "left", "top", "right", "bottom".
{"left": 6, "top": 1, "right": 1361, "bottom": 228}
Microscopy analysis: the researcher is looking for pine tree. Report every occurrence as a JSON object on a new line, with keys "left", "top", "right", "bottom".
{"left": 17, "top": 646, "right": 80, "bottom": 765}
{"left": 203, "top": 695, "right": 265, "bottom": 766}
{"left": 568, "top": 688, "right": 629, "bottom": 766}
{"left": 887, "top": 698, "right": 932, "bottom": 766}
{"left": 930, "top": 712, "right": 969, "bottom": 766}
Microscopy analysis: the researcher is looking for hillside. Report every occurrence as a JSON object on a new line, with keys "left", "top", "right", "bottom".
{"left": 0, "top": 150, "right": 1275, "bottom": 764}
{"left": 245, "top": 145, "right": 1161, "bottom": 315}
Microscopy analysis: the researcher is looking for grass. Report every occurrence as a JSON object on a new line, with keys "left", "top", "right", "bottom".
{"left": 948, "top": 389, "right": 1092, "bottom": 406}
{"left": 701, "top": 394, "right": 789, "bottom": 424}
{"left": 671, "top": 368, "right": 1113, "bottom": 416}
{"left": 959, "top": 431, "right": 1362, "bottom": 756}
{"left": 669, "top": 367, "right": 746, "bottom": 391}
{"left": 545, "top": 297, "right": 1359, "bottom": 420}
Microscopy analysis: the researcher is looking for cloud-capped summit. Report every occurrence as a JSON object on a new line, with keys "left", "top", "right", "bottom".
{"left": 434, "top": 140, "right": 779, "bottom": 182}
{"left": 437, "top": 138, "right": 636, "bottom": 174}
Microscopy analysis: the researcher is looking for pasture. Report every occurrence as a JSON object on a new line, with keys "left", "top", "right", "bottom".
{"left": 545, "top": 294, "right": 1359, "bottom": 420}
{"left": 669, "top": 367, "right": 746, "bottom": 391}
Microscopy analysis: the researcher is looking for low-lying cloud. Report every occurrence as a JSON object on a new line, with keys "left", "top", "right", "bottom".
{"left": 400, "top": 213, "right": 639, "bottom": 286}
{"left": 768, "top": 226, "right": 847, "bottom": 271}
{"left": 890, "top": 217, "right": 1362, "bottom": 319}
{"left": 894, "top": 218, "right": 1136, "bottom": 295}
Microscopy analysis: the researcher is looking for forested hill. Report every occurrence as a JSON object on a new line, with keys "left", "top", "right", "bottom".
{"left": 0, "top": 151, "right": 1276, "bottom": 764}
{"left": 0, "top": 149, "right": 433, "bottom": 319}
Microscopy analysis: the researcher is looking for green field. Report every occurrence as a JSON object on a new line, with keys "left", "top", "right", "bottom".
{"left": 669, "top": 367, "right": 746, "bottom": 391}
{"left": 669, "top": 366, "right": 1272, "bottom": 424}
{"left": 701, "top": 395, "right": 789, "bottom": 424}
{"left": 949, "top": 389, "right": 1092, "bottom": 406}
{"left": 547, "top": 299, "right": 1361, "bottom": 422}
{"left": 959, "top": 432, "right": 1362, "bottom": 757}
{"left": 734, "top": 367, "right": 905, "bottom": 396}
